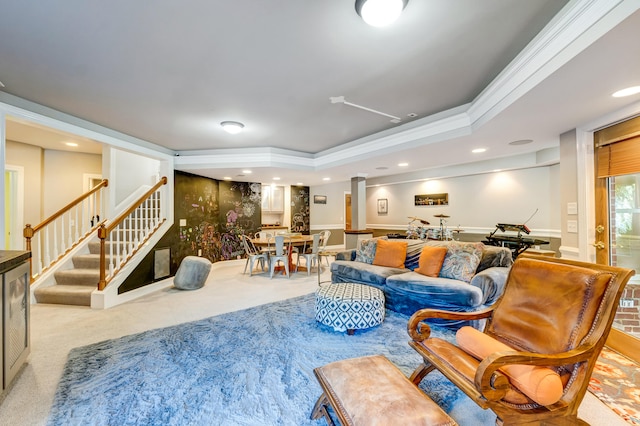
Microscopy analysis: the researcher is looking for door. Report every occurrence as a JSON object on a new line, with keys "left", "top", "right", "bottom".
{"left": 594, "top": 115, "right": 640, "bottom": 362}
{"left": 4, "top": 166, "right": 24, "bottom": 250}
{"left": 345, "top": 194, "right": 352, "bottom": 231}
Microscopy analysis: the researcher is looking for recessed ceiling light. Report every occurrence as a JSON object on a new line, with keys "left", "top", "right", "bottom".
{"left": 398, "top": 162, "right": 409, "bottom": 167}
{"left": 242, "top": 170, "right": 252, "bottom": 174}
{"left": 472, "top": 148, "right": 486, "bottom": 153}
{"left": 509, "top": 139, "right": 533, "bottom": 146}
{"left": 273, "top": 177, "right": 281, "bottom": 181}
{"left": 493, "top": 169, "right": 502, "bottom": 172}
{"left": 296, "top": 182, "right": 304, "bottom": 186}
{"left": 0, "top": 80, "right": 5, "bottom": 88}
{"left": 612, "top": 86, "right": 640, "bottom": 98}
{"left": 65, "top": 142, "right": 78, "bottom": 147}
{"left": 223, "top": 176, "right": 232, "bottom": 180}
{"left": 323, "top": 177, "right": 331, "bottom": 181}
{"left": 221, "top": 121, "right": 244, "bottom": 134}
{"left": 376, "top": 166, "right": 388, "bottom": 170}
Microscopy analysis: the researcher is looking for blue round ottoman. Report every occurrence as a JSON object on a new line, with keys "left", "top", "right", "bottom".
{"left": 315, "top": 283, "right": 385, "bottom": 334}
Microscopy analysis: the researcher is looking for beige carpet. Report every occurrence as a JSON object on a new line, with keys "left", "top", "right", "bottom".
{"left": 0, "top": 259, "right": 629, "bottom": 425}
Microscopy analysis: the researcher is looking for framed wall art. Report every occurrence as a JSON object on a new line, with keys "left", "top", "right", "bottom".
{"left": 377, "top": 198, "right": 388, "bottom": 215}
{"left": 415, "top": 193, "right": 448, "bottom": 206}
{"left": 314, "top": 195, "right": 327, "bottom": 204}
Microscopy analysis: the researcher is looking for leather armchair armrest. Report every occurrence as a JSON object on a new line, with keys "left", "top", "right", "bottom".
{"left": 407, "top": 306, "right": 495, "bottom": 342}
{"left": 474, "top": 345, "right": 596, "bottom": 402}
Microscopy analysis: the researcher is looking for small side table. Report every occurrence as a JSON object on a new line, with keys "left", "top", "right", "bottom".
{"left": 317, "top": 250, "right": 338, "bottom": 286}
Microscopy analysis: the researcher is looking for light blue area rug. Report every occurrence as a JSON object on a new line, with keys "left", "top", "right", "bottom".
{"left": 47, "top": 293, "right": 496, "bottom": 425}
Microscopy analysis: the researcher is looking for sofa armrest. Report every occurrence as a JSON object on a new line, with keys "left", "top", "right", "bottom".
{"left": 469, "top": 266, "right": 510, "bottom": 305}
{"left": 335, "top": 249, "right": 356, "bottom": 261}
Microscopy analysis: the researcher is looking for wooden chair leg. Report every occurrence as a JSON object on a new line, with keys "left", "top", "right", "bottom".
{"left": 410, "top": 362, "right": 435, "bottom": 385}
{"left": 311, "top": 393, "right": 335, "bottom": 425}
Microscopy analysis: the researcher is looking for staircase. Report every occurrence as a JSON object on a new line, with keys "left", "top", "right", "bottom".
{"left": 34, "top": 239, "right": 115, "bottom": 306}
{"left": 29, "top": 177, "right": 168, "bottom": 307}
{"left": 33, "top": 218, "right": 151, "bottom": 306}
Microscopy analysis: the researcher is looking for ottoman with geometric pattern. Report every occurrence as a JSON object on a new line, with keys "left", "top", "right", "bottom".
{"left": 315, "top": 283, "right": 385, "bottom": 335}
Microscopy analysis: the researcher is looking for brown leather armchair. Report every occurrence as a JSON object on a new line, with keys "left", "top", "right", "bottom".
{"left": 407, "top": 255, "right": 634, "bottom": 426}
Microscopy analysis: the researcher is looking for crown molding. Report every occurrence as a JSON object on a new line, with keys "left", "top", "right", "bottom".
{"left": 173, "top": 0, "right": 638, "bottom": 174}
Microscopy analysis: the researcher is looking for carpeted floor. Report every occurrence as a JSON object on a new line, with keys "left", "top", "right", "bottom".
{"left": 590, "top": 348, "right": 640, "bottom": 425}
{"left": 47, "top": 293, "right": 496, "bottom": 426}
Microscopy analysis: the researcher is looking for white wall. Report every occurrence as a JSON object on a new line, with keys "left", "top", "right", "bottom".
{"left": 367, "top": 166, "right": 559, "bottom": 236}
{"left": 310, "top": 181, "right": 351, "bottom": 230}
{"left": 42, "top": 150, "right": 102, "bottom": 217}
{"left": 111, "top": 148, "right": 162, "bottom": 207}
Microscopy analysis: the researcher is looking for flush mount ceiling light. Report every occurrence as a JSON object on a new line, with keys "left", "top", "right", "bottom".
{"left": 355, "top": 0, "right": 408, "bottom": 27}
{"left": 612, "top": 86, "right": 640, "bottom": 98}
{"left": 220, "top": 121, "right": 244, "bottom": 134}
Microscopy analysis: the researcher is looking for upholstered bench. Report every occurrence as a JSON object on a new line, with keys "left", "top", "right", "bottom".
{"left": 311, "top": 354, "right": 456, "bottom": 426}
{"left": 315, "top": 283, "right": 385, "bottom": 335}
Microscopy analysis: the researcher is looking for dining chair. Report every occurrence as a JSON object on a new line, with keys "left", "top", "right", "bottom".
{"left": 318, "top": 230, "right": 332, "bottom": 266}
{"left": 269, "top": 235, "right": 291, "bottom": 278}
{"left": 296, "top": 233, "right": 321, "bottom": 275}
{"left": 241, "top": 234, "right": 269, "bottom": 276}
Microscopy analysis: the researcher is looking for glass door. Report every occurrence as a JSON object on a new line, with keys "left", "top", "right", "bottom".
{"left": 594, "top": 116, "right": 640, "bottom": 362}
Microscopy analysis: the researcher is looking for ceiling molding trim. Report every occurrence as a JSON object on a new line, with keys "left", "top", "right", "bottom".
{"left": 174, "top": 150, "right": 316, "bottom": 171}
{"left": 0, "top": 93, "right": 174, "bottom": 159}
{"left": 468, "top": 0, "right": 634, "bottom": 129}
{"left": 313, "top": 110, "right": 472, "bottom": 169}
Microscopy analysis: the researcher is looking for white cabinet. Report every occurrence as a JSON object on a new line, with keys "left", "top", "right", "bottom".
{"left": 262, "top": 185, "right": 284, "bottom": 212}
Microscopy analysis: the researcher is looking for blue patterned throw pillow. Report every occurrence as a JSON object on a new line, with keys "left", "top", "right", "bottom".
{"left": 439, "top": 242, "right": 484, "bottom": 282}
{"left": 355, "top": 239, "right": 377, "bottom": 264}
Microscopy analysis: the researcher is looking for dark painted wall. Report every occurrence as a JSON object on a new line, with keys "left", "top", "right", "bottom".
{"left": 290, "top": 185, "right": 310, "bottom": 234}
{"left": 119, "top": 171, "right": 262, "bottom": 293}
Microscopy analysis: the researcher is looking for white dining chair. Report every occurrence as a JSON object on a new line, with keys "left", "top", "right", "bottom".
{"left": 318, "top": 230, "right": 332, "bottom": 266}
{"left": 296, "top": 233, "right": 321, "bottom": 275}
{"left": 269, "top": 235, "right": 291, "bottom": 278}
{"left": 241, "top": 234, "right": 269, "bottom": 276}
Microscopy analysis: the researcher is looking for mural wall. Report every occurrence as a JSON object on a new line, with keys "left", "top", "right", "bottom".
{"left": 290, "top": 185, "right": 310, "bottom": 234}
{"left": 119, "top": 171, "right": 262, "bottom": 293}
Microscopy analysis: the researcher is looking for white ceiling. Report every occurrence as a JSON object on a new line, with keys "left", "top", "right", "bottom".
{"left": 1, "top": 0, "right": 640, "bottom": 186}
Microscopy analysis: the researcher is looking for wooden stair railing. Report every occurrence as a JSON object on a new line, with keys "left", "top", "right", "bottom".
{"left": 24, "top": 179, "right": 109, "bottom": 282}
{"left": 98, "top": 176, "right": 168, "bottom": 291}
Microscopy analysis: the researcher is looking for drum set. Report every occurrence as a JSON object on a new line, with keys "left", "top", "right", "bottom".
{"left": 406, "top": 214, "right": 462, "bottom": 241}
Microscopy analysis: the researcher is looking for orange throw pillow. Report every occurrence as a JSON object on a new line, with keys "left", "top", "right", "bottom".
{"left": 415, "top": 246, "right": 448, "bottom": 277}
{"left": 372, "top": 239, "right": 408, "bottom": 268}
{"left": 456, "top": 326, "right": 564, "bottom": 406}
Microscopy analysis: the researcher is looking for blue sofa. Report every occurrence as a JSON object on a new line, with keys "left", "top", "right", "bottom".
{"left": 330, "top": 239, "right": 513, "bottom": 326}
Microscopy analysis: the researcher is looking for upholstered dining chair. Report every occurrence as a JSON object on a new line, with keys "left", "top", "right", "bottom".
{"left": 406, "top": 254, "right": 634, "bottom": 426}
{"left": 241, "top": 234, "right": 269, "bottom": 276}
{"left": 296, "top": 233, "right": 320, "bottom": 275}
{"left": 269, "top": 235, "right": 291, "bottom": 278}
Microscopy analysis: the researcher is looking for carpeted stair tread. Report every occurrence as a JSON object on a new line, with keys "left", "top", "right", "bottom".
{"left": 54, "top": 268, "right": 100, "bottom": 286}
{"left": 72, "top": 254, "right": 112, "bottom": 269}
{"left": 34, "top": 284, "right": 93, "bottom": 306}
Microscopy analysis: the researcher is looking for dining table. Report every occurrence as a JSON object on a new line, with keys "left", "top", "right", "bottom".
{"left": 251, "top": 234, "right": 315, "bottom": 275}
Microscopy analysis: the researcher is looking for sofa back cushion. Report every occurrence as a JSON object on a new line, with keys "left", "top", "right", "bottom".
{"left": 438, "top": 241, "right": 484, "bottom": 283}
{"left": 373, "top": 239, "right": 408, "bottom": 268}
{"left": 355, "top": 239, "right": 378, "bottom": 264}
{"left": 415, "top": 246, "right": 448, "bottom": 277}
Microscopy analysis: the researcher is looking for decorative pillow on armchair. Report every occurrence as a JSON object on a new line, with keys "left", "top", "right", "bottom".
{"left": 355, "top": 239, "right": 378, "bottom": 264}
{"left": 439, "top": 242, "right": 484, "bottom": 282}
